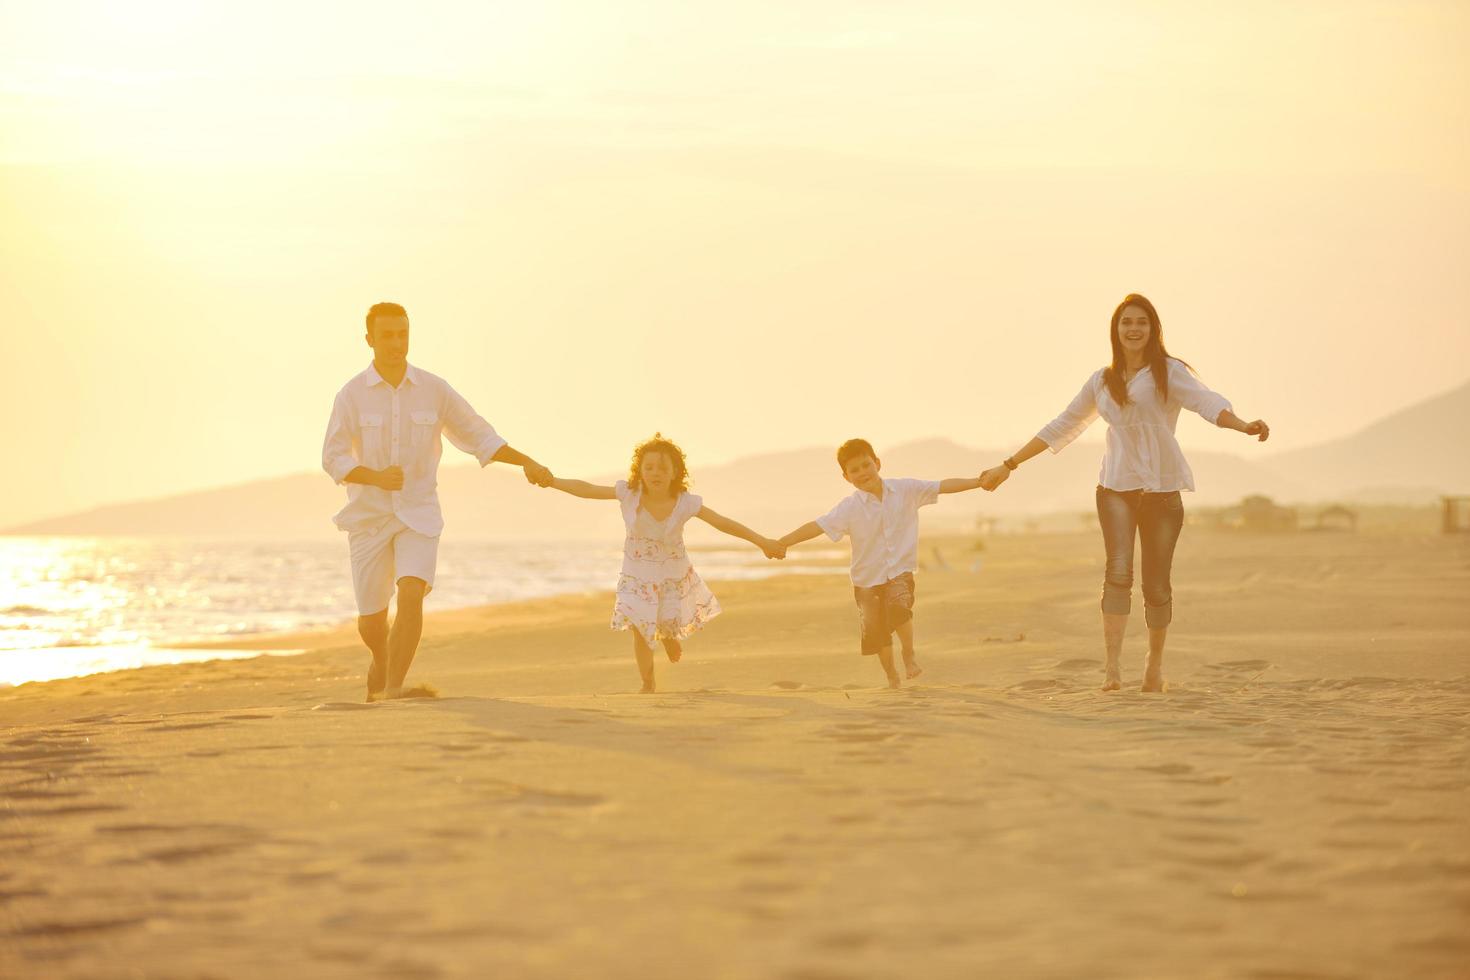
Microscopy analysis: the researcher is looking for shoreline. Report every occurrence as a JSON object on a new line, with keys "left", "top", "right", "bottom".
{"left": 0, "top": 551, "right": 855, "bottom": 688}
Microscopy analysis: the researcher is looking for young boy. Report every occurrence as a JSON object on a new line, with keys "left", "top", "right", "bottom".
{"left": 779, "top": 439, "right": 983, "bottom": 688}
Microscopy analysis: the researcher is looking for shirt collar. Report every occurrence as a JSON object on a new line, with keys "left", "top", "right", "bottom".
{"left": 363, "top": 362, "right": 419, "bottom": 388}
{"left": 857, "top": 479, "right": 891, "bottom": 504}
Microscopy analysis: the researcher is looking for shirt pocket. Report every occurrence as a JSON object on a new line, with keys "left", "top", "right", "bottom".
{"left": 359, "top": 413, "right": 384, "bottom": 464}
{"left": 410, "top": 410, "right": 438, "bottom": 449}
{"left": 409, "top": 410, "right": 438, "bottom": 478}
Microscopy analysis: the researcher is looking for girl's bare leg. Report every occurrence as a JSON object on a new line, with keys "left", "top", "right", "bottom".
{"left": 1142, "top": 626, "right": 1167, "bottom": 693}
{"left": 633, "top": 632, "right": 657, "bottom": 693}
{"left": 1102, "top": 612, "right": 1128, "bottom": 691}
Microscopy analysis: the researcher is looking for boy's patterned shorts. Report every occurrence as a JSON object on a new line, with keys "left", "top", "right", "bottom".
{"left": 852, "top": 572, "right": 916, "bottom": 656}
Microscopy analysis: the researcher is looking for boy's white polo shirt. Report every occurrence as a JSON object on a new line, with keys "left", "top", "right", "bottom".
{"left": 816, "top": 478, "right": 941, "bottom": 588}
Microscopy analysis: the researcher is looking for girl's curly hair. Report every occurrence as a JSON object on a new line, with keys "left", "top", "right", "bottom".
{"left": 627, "top": 432, "right": 690, "bottom": 494}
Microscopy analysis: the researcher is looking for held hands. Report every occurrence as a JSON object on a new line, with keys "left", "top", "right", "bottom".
{"left": 374, "top": 466, "right": 405, "bottom": 491}
{"left": 1242, "top": 419, "right": 1271, "bottom": 442}
{"left": 759, "top": 537, "right": 787, "bottom": 560}
{"left": 978, "top": 465, "right": 1011, "bottom": 492}
{"left": 523, "top": 461, "right": 555, "bottom": 487}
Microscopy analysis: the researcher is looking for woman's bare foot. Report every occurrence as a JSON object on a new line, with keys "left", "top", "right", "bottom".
{"left": 903, "top": 655, "right": 923, "bottom": 679}
{"left": 1141, "top": 658, "right": 1166, "bottom": 693}
{"left": 1101, "top": 660, "right": 1122, "bottom": 692}
{"left": 639, "top": 681, "right": 656, "bottom": 694}
{"left": 661, "top": 637, "right": 682, "bottom": 663}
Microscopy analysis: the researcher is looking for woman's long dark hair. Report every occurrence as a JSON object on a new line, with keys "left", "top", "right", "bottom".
{"left": 1103, "top": 293, "right": 1188, "bottom": 406}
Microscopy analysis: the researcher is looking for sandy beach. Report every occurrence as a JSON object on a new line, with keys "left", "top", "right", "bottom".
{"left": 3, "top": 528, "right": 1468, "bottom": 979}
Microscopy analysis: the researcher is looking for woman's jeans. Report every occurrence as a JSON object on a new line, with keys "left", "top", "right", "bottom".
{"left": 1095, "top": 487, "right": 1184, "bottom": 629}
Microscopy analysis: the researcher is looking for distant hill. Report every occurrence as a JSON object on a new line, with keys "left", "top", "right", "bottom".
{"left": 7, "top": 378, "right": 1465, "bottom": 538}
{"left": 2, "top": 436, "right": 1310, "bottom": 540}
{"left": 1258, "top": 380, "right": 1470, "bottom": 502}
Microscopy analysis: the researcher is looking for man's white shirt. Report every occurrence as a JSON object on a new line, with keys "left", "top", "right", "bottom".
{"left": 322, "top": 362, "right": 506, "bottom": 536}
{"left": 816, "top": 478, "right": 941, "bottom": 587}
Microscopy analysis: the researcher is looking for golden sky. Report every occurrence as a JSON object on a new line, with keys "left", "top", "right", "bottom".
{"left": 2, "top": 0, "right": 1468, "bottom": 527}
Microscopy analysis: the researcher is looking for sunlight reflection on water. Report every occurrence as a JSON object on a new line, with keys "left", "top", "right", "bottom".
{"left": 0, "top": 537, "right": 845, "bottom": 685}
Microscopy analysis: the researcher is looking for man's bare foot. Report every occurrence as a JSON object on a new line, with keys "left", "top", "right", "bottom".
{"left": 374, "top": 683, "right": 440, "bottom": 701}
{"left": 366, "top": 661, "right": 386, "bottom": 702}
{"left": 662, "top": 638, "right": 682, "bottom": 663}
{"left": 1101, "top": 661, "right": 1122, "bottom": 692}
{"left": 1141, "top": 661, "right": 1166, "bottom": 693}
{"left": 884, "top": 672, "right": 902, "bottom": 690}
{"left": 903, "top": 656, "right": 923, "bottom": 680}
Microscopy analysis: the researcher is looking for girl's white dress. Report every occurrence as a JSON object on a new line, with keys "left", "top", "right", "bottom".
{"left": 611, "top": 480, "right": 722, "bottom": 644}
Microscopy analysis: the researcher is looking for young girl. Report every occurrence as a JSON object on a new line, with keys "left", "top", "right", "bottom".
{"left": 542, "top": 433, "right": 786, "bottom": 692}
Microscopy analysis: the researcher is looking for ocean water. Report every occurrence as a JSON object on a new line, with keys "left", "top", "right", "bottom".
{"left": 0, "top": 537, "right": 842, "bottom": 686}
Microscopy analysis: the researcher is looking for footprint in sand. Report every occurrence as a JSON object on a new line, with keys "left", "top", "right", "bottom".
{"left": 1055, "top": 658, "right": 1101, "bottom": 672}
{"left": 834, "top": 731, "right": 896, "bottom": 744}
{"left": 1207, "top": 659, "right": 1272, "bottom": 673}
{"left": 1011, "top": 678, "right": 1063, "bottom": 691}
{"left": 148, "top": 721, "right": 229, "bottom": 733}
{"left": 0, "top": 787, "right": 87, "bottom": 802}
{"left": 14, "top": 916, "right": 148, "bottom": 938}
{"left": 812, "top": 930, "right": 877, "bottom": 951}
{"left": 479, "top": 782, "right": 608, "bottom": 809}
{"left": 828, "top": 812, "right": 876, "bottom": 825}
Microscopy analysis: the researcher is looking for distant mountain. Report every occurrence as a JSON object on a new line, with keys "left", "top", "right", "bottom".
{"left": 7, "top": 379, "right": 1464, "bottom": 538}
{"left": 1258, "top": 380, "right": 1470, "bottom": 501}
{"left": 2, "top": 436, "right": 1310, "bottom": 540}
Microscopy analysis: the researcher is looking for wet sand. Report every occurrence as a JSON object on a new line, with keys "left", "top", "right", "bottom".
{"left": 2, "top": 529, "right": 1467, "bottom": 978}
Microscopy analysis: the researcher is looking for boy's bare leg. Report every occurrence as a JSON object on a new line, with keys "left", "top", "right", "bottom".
{"left": 1142, "top": 626, "right": 1167, "bottom": 693}
{"left": 1102, "top": 612, "right": 1128, "bottom": 691}
{"left": 876, "top": 647, "right": 901, "bottom": 689}
{"left": 661, "top": 636, "right": 683, "bottom": 663}
{"left": 633, "top": 632, "right": 657, "bottom": 693}
{"left": 895, "top": 620, "right": 922, "bottom": 678}
{"left": 357, "top": 610, "right": 389, "bottom": 701}
{"left": 383, "top": 577, "right": 427, "bottom": 697}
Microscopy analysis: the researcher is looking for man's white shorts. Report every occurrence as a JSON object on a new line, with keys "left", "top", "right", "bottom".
{"left": 347, "top": 516, "right": 439, "bottom": 615}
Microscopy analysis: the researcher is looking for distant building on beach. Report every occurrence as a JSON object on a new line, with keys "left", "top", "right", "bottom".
{"left": 1314, "top": 504, "right": 1358, "bottom": 532}
{"left": 1442, "top": 496, "right": 1470, "bottom": 534}
{"left": 1214, "top": 494, "right": 1299, "bottom": 532}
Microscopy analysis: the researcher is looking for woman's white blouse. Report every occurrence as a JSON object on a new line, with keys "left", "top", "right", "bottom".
{"left": 1037, "top": 358, "right": 1232, "bottom": 493}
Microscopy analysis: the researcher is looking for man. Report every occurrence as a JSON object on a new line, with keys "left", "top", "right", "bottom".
{"left": 321, "top": 301, "right": 552, "bottom": 701}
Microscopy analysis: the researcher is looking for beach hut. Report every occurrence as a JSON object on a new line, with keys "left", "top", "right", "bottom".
{"left": 1315, "top": 504, "right": 1358, "bottom": 532}
{"left": 1442, "top": 496, "right": 1470, "bottom": 534}
{"left": 1233, "top": 495, "right": 1299, "bottom": 533}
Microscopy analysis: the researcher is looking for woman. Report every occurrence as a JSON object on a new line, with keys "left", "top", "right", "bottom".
{"left": 980, "top": 294, "right": 1269, "bottom": 692}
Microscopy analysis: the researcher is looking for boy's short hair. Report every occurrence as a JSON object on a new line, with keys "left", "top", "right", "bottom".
{"left": 365, "top": 301, "right": 408, "bottom": 335}
{"left": 836, "top": 438, "right": 878, "bottom": 472}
